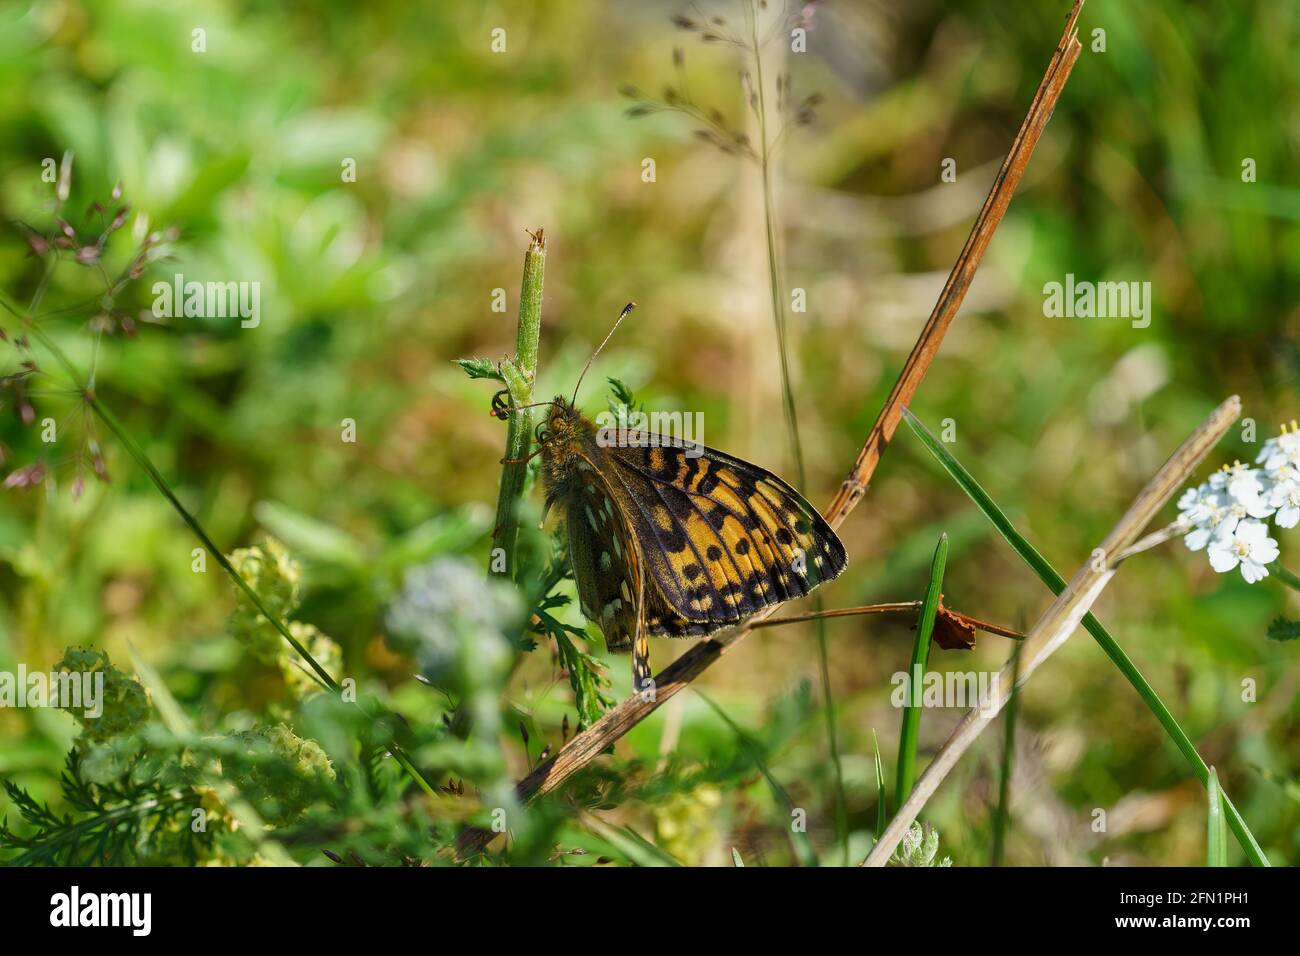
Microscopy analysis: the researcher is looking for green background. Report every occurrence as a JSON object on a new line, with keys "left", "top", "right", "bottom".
{"left": 1, "top": 0, "right": 1297, "bottom": 865}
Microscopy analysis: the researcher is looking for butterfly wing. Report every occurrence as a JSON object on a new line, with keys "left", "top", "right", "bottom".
{"left": 602, "top": 436, "right": 847, "bottom": 636}
{"left": 561, "top": 456, "right": 652, "bottom": 687}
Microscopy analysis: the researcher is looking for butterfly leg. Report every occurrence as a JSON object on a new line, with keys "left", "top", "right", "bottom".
{"left": 630, "top": 571, "right": 654, "bottom": 695}
{"left": 632, "top": 631, "right": 652, "bottom": 694}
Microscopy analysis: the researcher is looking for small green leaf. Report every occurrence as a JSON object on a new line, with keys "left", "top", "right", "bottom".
{"left": 731, "top": 847, "right": 745, "bottom": 867}
{"left": 1266, "top": 616, "right": 1300, "bottom": 642}
{"left": 890, "top": 821, "right": 952, "bottom": 867}
{"left": 454, "top": 358, "right": 504, "bottom": 382}
{"left": 606, "top": 376, "right": 643, "bottom": 415}
{"left": 580, "top": 816, "right": 681, "bottom": 867}
{"left": 551, "top": 628, "right": 613, "bottom": 727}
{"left": 254, "top": 500, "right": 367, "bottom": 570}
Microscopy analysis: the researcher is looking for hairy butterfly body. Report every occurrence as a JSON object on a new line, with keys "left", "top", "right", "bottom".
{"left": 538, "top": 395, "right": 847, "bottom": 689}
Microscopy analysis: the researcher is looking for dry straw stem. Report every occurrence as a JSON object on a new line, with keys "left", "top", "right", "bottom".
{"left": 863, "top": 395, "right": 1243, "bottom": 866}
{"left": 459, "top": 1, "right": 1085, "bottom": 856}
{"left": 823, "top": 0, "right": 1084, "bottom": 527}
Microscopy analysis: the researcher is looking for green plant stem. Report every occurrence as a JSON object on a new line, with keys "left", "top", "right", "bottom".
{"left": 895, "top": 534, "right": 948, "bottom": 807}
{"left": 901, "top": 407, "right": 1270, "bottom": 866}
{"left": 21, "top": 316, "right": 438, "bottom": 802}
{"left": 493, "top": 231, "right": 546, "bottom": 582}
{"left": 1270, "top": 562, "right": 1300, "bottom": 591}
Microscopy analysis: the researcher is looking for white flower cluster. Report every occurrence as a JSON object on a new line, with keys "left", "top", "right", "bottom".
{"left": 1177, "top": 425, "right": 1300, "bottom": 582}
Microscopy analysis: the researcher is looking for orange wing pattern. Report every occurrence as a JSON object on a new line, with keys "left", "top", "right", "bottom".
{"left": 603, "top": 436, "right": 846, "bottom": 638}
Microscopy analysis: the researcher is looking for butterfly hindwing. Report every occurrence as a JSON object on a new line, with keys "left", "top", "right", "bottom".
{"left": 561, "top": 455, "right": 651, "bottom": 684}
{"left": 602, "top": 434, "right": 847, "bottom": 636}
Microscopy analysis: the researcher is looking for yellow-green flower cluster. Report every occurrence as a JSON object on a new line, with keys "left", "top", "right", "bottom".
{"left": 280, "top": 622, "right": 342, "bottom": 697}
{"left": 53, "top": 646, "right": 149, "bottom": 742}
{"left": 653, "top": 784, "right": 723, "bottom": 866}
{"left": 224, "top": 723, "right": 336, "bottom": 825}
{"left": 225, "top": 539, "right": 343, "bottom": 696}
{"left": 226, "top": 538, "right": 301, "bottom": 662}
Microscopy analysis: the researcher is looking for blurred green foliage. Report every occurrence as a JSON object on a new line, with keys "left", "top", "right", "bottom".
{"left": 1, "top": 0, "right": 1298, "bottom": 865}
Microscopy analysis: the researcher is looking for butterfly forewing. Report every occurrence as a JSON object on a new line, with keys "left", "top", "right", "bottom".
{"left": 603, "top": 433, "right": 847, "bottom": 636}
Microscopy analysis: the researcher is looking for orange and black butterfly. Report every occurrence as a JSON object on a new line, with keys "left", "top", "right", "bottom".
{"left": 522, "top": 305, "right": 847, "bottom": 690}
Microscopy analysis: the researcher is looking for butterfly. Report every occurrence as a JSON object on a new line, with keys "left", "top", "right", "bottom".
{"left": 526, "top": 308, "right": 848, "bottom": 689}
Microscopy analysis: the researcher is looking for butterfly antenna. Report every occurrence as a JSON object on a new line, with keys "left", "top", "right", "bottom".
{"left": 570, "top": 302, "right": 636, "bottom": 406}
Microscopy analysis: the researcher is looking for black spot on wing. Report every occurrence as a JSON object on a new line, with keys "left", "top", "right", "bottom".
{"left": 613, "top": 449, "right": 788, "bottom": 610}
{"left": 608, "top": 456, "right": 731, "bottom": 619}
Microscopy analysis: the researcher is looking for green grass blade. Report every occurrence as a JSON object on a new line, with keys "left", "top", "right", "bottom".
{"left": 872, "top": 729, "right": 887, "bottom": 839}
{"left": 731, "top": 847, "right": 745, "bottom": 867}
{"left": 900, "top": 407, "right": 1270, "bottom": 867}
{"left": 580, "top": 816, "right": 681, "bottom": 867}
{"left": 1207, "top": 767, "right": 1228, "bottom": 867}
{"left": 895, "top": 534, "right": 948, "bottom": 806}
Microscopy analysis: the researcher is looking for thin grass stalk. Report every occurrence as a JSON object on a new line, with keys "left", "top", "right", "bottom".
{"left": 895, "top": 534, "right": 948, "bottom": 807}
{"left": 744, "top": 0, "right": 845, "bottom": 861}
{"left": 753, "top": 602, "right": 920, "bottom": 626}
{"left": 746, "top": 0, "right": 804, "bottom": 486}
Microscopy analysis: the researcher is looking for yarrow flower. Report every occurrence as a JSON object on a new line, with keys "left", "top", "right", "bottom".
{"left": 1176, "top": 465, "right": 1272, "bottom": 553}
{"left": 1256, "top": 426, "right": 1300, "bottom": 472}
{"left": 1207, "top": 519, "right": 1280, "bottom": 583}
{"left": 1176, "top": 422, "right": 1300, "bottom": 582}
{"left": 1268, "top": 466, "right": 1300, "bottom": 529}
